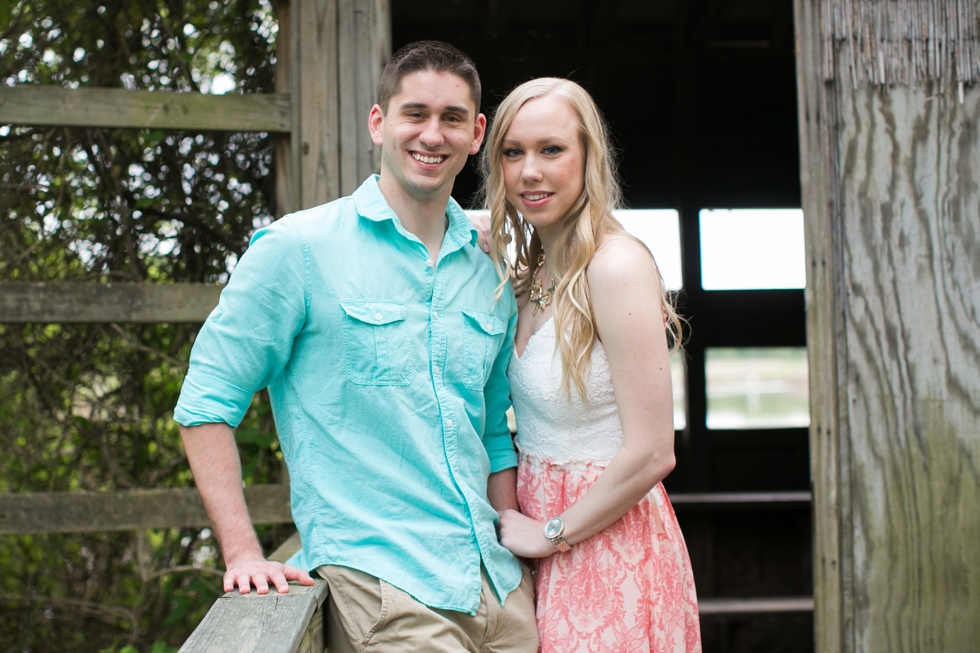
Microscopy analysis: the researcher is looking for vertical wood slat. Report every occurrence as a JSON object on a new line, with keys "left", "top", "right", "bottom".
{"left": 296, "top": 0, "right": 340, "bottom": 209}
{"left": 292, "top": 0, "right": 387, "bottom": 210}
{"left": 274, "top": 0, "right": 294, "bottom": 218}
{"left": 794, "top": 2, "right": 848, "bottom": 651}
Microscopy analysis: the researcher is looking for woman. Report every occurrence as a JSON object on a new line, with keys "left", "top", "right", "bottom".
{"left": 481, "top": 78, "right": 701, "bottom": 652}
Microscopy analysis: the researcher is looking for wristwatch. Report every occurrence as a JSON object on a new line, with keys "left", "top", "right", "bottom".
{"left": 544, "top": 516, "right": 572, "bottom": 552}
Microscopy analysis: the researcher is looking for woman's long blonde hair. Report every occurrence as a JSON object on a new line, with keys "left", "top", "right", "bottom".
{"left": 479, "top": 77, "right": 683, "bottom": 399}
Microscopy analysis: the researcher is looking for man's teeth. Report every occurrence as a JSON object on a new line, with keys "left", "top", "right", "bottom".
{"left": 524, "top": 193, "right": 550, "bottom": 201}
{"left": 412, "top": 153, "right": 444, "bottom": 164}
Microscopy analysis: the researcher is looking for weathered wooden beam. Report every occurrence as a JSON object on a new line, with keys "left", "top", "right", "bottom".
{"left": 698, "top": 596, "right": 814, "bottom": 615}
{"left": 793, "top": 2, "right": 847, "bottom": 651}
{"left": 273, "top": 0, "right": 296, "bottom": 217}
{"left": 0, "top": 282, "right": 222, "bottom": 323}
{"left": 796, "top": 1, "right": 980, "bottom": 651}
{"left": 0, "top": 484, "right": 291, "bottom": 534}
{"left": 295, "top": 0, "right": 340, "bottom": 209}
{"left": 179, "top": 579, "right": 328, "bottom": 653}
{"left": 0, "top": 86, "right": 291, "bottom": 133}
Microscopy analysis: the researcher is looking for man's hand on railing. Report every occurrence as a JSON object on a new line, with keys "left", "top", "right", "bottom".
{"left": 223, "top": 555, "right": 315, "bottom": 595}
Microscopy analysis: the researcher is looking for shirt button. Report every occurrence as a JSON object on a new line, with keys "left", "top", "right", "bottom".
{"left": 445, "top": 418, "right": 454, "bottom": 428}
{"left": 433, "top": 311, "right": 439, "bottom": 319}
{"left": 433, "top": 365, "right": 441, "bottom": 376}
{"left": 425, "top": 259, "right": 433, "bottom": 267}
{"left": 374, "top": 312, "right": 383, "bottom": 321}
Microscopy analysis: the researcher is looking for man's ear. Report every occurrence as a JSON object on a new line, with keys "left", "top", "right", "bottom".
{"left": 368, "top": 104, "right": 385, "bottom": 146}
{"left": 469, "top": 113, "right": 487, "bottom": 155}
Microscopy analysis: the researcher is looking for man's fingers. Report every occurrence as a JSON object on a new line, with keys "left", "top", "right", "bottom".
{"left": 236, "top": 573, "right": 253, "bottom": 594}
{"left": 254, "top": 576, "right": 271, "bottom": 595}
{"left": 223, "top": 570, "right": 236, "bottom": 593}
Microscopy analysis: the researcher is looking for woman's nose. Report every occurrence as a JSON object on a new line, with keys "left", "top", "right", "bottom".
{"left": 522, "top": 159, "right": 542, "bottom": 182}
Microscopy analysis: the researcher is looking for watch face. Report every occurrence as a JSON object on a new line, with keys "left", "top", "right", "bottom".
{"left": 544, "top": 517, "right": 563, "bottom": 538}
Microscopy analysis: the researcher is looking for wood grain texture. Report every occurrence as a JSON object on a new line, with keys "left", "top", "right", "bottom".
{"left": 0, "top": 484, "right": 292, "bottom": 534}
{"left": 797, "top": 4, "right": 980, "bottom": 651}
{"left": 178, "top": 579, "right": 328, "bottom": 653}
{"left": 794, "top": 1, "right": 849, "bottom": 650}
{"left": 837, "top": 76, "right": 980, "bottom": 652}
{"left": 0, "top": 282, "right": 222, "bottom": 323}
{"left": 0, "top": 86, "right": 290, "bottom": 133}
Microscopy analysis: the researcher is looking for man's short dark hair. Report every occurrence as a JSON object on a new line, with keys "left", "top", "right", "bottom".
{"left": 377, "top": 40, "right": 481, "bottom": 114}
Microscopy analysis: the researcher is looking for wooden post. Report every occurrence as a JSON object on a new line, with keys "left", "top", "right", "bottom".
{"left": 795, "top": 1, "right": 980, "bottom": 651}
{"left": 291, "top": 0, "right": 389, "bottom": 210}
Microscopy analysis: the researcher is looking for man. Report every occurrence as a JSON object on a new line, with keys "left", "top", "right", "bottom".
{"left": 174, "top": 41, "right": 537, "bottom": 652}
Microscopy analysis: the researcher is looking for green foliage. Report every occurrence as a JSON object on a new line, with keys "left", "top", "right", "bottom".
{"left": 0, "top": 1, "right": 289, "bottom": 651}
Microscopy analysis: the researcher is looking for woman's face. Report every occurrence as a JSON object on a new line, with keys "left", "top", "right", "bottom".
{"left": 500, "top": 95, "right": 585, "bottom": 241}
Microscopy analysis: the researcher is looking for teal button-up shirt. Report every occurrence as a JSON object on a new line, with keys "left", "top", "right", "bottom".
{"left": 174, "top": 176, "right": 521, "bottom": 613}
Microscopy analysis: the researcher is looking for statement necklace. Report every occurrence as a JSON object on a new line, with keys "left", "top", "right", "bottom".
{"left": 529, "top": 255, "right": 557, "bottom": 316}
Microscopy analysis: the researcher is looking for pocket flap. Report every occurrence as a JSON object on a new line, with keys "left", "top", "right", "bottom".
{"left": 461, "top": 309, "right": 506, "bottom": 335}
{"left": 340, "top": 301, "right": 407, "bottom": 325}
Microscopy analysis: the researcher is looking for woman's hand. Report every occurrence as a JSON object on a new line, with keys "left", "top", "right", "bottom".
{"left": 497, "top": 508, "right": 556, "bottom": 559}
{"left": 467, "top": 211, "right": 492, "bottom": 253}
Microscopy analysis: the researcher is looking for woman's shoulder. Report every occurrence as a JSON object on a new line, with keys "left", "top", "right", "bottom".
{"left": 587, "top": 235, "right": 659, "bottom": 289}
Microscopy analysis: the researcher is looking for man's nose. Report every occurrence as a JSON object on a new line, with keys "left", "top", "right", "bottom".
{"left": 419, "top": 117, "right": 445, "bottom": 147}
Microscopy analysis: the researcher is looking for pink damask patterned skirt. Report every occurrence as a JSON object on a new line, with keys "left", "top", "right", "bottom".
{"left": 517, "top": 453, "right": 702, "bottom": 653}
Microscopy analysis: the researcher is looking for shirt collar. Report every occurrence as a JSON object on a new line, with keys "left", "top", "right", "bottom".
{"left": 353, "top": 175, "right": 478, "bottom": 250}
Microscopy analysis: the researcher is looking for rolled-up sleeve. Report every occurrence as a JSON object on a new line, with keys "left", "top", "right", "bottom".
{"left": 174, "top": 216, "right": 308, "bottom": 427}
{"left": 481, "top": 293, "right": 519, "bottom": 473}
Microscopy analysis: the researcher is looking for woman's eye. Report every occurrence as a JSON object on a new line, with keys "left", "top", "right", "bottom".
{"left": 503, "top": 148, "right": 522, "bottom": 158}
{"left": 543, "top": 145, "right": 563, "bottom": 155}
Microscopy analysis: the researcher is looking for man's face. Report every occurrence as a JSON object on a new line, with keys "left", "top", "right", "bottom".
{"left": 369, "top": 70, "right": 486, "bottom": 202}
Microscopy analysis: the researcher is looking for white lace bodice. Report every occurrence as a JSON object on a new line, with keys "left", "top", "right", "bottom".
{"left": 508, "top": 317, "right": 624, "bottom": 466}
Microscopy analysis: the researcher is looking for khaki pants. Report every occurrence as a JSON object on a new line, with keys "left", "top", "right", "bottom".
{"left": 318, "top": 565, "right": 538, "bottom": 653}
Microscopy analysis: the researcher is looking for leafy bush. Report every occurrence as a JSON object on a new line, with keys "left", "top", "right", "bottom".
{"left": 0, "top": 1, "right": 291, "bottom": 650}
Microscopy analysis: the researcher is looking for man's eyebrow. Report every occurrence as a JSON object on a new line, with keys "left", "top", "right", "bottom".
{"left": 398, "top": 101, "right": 471, "bottom": 116}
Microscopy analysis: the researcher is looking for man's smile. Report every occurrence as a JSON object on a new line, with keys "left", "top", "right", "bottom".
{"left": 411, "top": 151, "right": 448, "bottom": 165}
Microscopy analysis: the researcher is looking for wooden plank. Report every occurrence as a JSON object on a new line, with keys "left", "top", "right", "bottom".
{"left": 179, "top": 579, "right": 328, "bottom": 653}
{"left": 0, "top": 484, "right": 291, "bottom": 534}
{"left": 793, "top": 1, "right": 848, "bottom": 651}
{"left": 297, "top": 0, "right": 340, "bottom": 209}
{"left": 698, "top": 596, "right": 814, "bottom": 615}
{"left": 0, "top": 86, "right": 290, "bottom": 133}
{"left": 0, "top": 282, "right": 222, "bottom": 323}
{"left": 669, "top": 491, "right": 811, "bottom": 510}
{"left": 835, "top": 74, "right": 980, "bottom": 651}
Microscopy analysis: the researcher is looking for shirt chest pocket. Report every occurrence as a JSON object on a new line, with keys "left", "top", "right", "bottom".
{"left": 340, "top": 301, "right": 414, "bottom": 386}
{"left": 452, "top": 309, "right": 507, "bottom": 391}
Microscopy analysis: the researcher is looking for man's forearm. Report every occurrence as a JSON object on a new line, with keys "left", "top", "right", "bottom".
{"left": 180, "top": 423, "right": 264, "bottom": 565}
{"left": 487, "top": 468, "right": 519, "bottom": 513}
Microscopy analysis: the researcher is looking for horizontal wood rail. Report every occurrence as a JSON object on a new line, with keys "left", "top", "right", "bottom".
{"left": 0, "top": 484, "right": 291, "bottom": 534}
{"left": 0, "top": 282, "right": 222, "bottom": 323}
{"left": 698, "top": 596, "right": 814, "bottom": 615}
{"left": 0, "top": 86, "right": 291, "bottom": 133}
{"left": 669, "top": 491, "right": 812, "bottom": 510}
{"left": 179, "top": 580, "right": 328, "bottom": 653}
